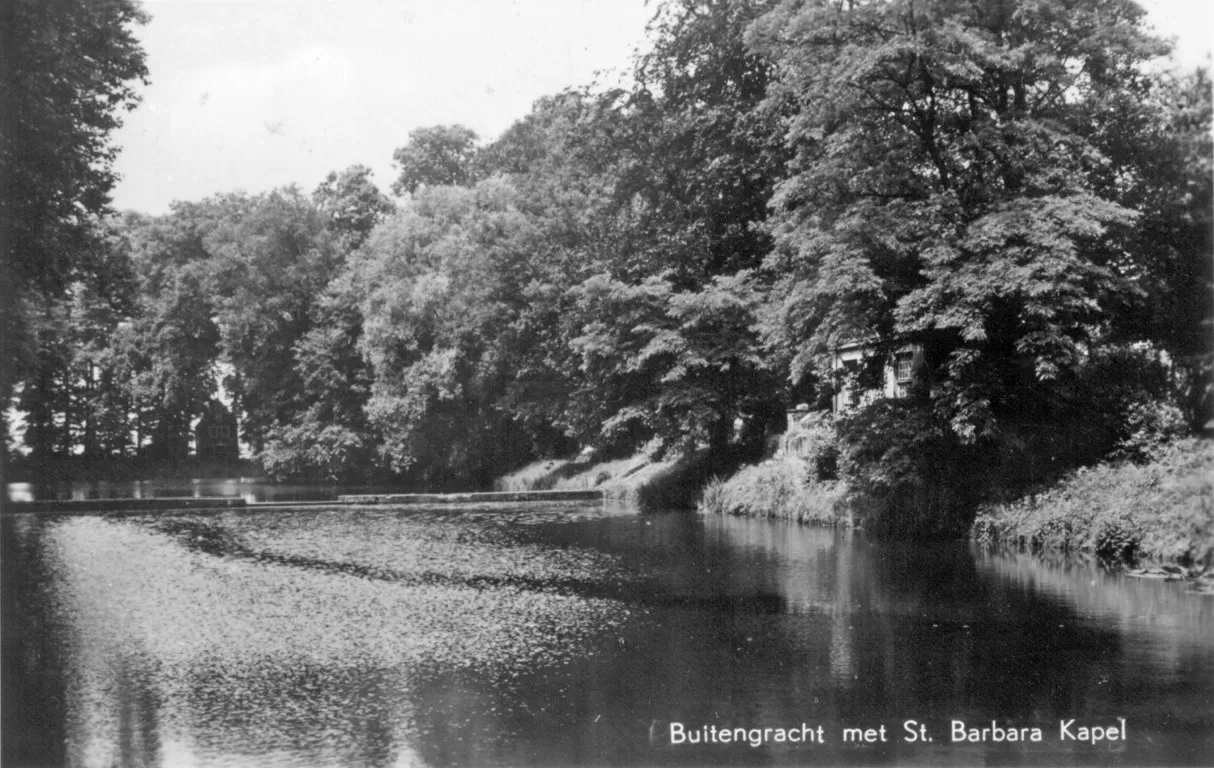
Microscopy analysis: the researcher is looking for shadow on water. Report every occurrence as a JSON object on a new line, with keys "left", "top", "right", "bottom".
{"left": 5, "top": 478, "right": 413, "bottom": 503}
{"left": 3, "top": 507, "right": 1211, "bottom": 767}
{"left": 2, "top": 515, "right": 69, "bottom": 768}
{"left": 150, "top": 515, "right": 791, "bottom": 615}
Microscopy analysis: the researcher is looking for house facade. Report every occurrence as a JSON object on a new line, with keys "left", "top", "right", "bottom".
{"left": 194, "top": 401, "right": 239, "bottom": 462}
{"left": 780, "top": 405, "right": 823, "bottom": 460}
{"left": 830, "top": 341, "right": 923, "bottom": 415}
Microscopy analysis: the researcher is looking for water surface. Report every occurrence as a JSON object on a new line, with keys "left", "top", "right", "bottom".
{"left": 4, "top": 505, "right": 1211, "bottom": 766}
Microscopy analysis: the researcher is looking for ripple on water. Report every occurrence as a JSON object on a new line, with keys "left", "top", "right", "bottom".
{"left": 52, "top": 512, "right": 633, "bottom": 672}
{"left": 39, "top": 511, "right": 634, "bottom": 765}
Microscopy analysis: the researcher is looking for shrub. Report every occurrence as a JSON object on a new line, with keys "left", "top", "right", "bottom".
{"left": 1111, "top": 398, "right": 1188, "bottom": 463}
{"left": 1080, "top": 343, "right": 1190, "bottom": 464}
{"left": 835, "top": 400, "right": 987, "bottom": 539}
{"left": 782, "top": 412, "right": 842, "bottom": 482}
{"left": 697, "top": 458, "right": 847, "bottom": 525}
{"left": 260, "top": 424, "right": 379, "bottom": 483}
{"left": 972, "top": 437, "right": 1214, "bottom": 565}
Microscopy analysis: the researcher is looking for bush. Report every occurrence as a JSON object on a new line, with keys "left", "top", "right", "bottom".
{"left": 260, "top": 424, "right": 380, "bottom": 483}
{"left": 836, "top": 400, "right": 988, "bottom": 539}
{"left": 1080, "top": 343, "right": 1190, "bottom": 464}
{"left": 781, "top": 411, "right": 842, "bottom": 482}
{"left": 1111, "top": 398, "right": 1189, "bottom": 463}
{"left": 697, "top": 458, "right": 847, "bottom": 525}
{"left": 830, "top": 342, "right": 1197, "bottom": 540}
{"left": 972, "top": 437, "right": 1214, "bottom": 565}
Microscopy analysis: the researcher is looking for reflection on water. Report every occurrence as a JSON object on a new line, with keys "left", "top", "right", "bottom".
{"left": 5, "top": 479, "right": 405, "bottom": 503}
{"left": 3, "top": 508, "right": 1212, "bottom": 767}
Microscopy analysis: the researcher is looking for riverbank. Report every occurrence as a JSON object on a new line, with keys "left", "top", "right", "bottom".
{"left": 495, "top": 448, "right": 753, "bottom": 511}
{"left": 972, "top": 437, "right": 1214, "bottom": 566}
{"left": 698, "top": 436, "right": 1214, "bottom": 568}
{"left": 697, "top": 457, "right": 847, "bottom": 525}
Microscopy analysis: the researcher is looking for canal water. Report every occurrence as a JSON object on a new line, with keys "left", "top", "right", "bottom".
{"left": 3, "top": 504, "right": 1212, "bottom": 766}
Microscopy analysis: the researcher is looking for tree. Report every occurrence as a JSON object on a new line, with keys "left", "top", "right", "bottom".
{"left": 1097, "top": 68, "right": 1213, "bottom": 428}
{"left": 1, "top": 0, "right": 148, "bottom": 466}
{"left": 549, "top": 0, "right": 790, "bottom": 454}
{"left": 260, "top": 269, "right": 380, "bottom": 482}
{"left": 354, "top": 178, "right": 543, "bottom": 487}
{"left": 390, "top": 125, "right": 479, "bottom": 196}
{"left": 16, "top": 299, "right": 75, "bottom": 459}
{"left": 750, "top": 0, "right": 1171, "bottom": 441}
{"left": 630, "top": 0, "right": 790, "bottom": 281}
{"left": 313, "top": 165, "right": 395, "bottom": 250}
{"left": 475, "top": 91, "right": 632, "bottom": 449}
{"left": 120, "top": 208, "right": 222, "bottom": 459}
{"left": 746, "top": 0, "right": 1197, "bottom": 535}
{"left": 570, "top": 270, "right": 774, "bottom": 454}
{"left": 256, "top": 168, "right": 396, "bottom": 480}
{"left": 15, "top": 217, "right": 140, "bottom": 459}
{"left": 1, "top": 0, "right": 149, "bottom": 296}
{"left": 205, "top": 189, "right": 343, "bottom": 453}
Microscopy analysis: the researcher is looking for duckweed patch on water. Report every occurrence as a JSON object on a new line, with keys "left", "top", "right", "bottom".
{"left": 212, "top": 507, "right": 632, "bottom": 593}
{"left": 36, "top": 510, "right": 640, "bottom": 765}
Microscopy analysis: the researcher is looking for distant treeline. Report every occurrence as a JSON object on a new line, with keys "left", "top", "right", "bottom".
{"left": 5, "top": 1, "right": 1211, "bottom": 532}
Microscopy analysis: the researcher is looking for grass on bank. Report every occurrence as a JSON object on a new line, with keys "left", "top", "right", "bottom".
{"left": 972, "top": 437, "right": 1214, "bottom": 565}
{"left": 495, "top": 449, "right": 755, "bottom": 511}
{"left": 494, "top": 454, "right": 675, "bottom": 502}
{"left": 499, "top": 434, "right": 1212, "bottom": 568}
{"left": 493, "top": 459, "right": 575, "bottom": 493}
{"left": 697, "top": 457, "right": 848, "bottom": 525}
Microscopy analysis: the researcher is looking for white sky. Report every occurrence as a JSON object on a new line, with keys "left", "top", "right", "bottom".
{"left": 110, "top": 0, "right": 1212, "bottom": 215}
{"left": 111, "top": 0, "right": 655, "bottom": 214}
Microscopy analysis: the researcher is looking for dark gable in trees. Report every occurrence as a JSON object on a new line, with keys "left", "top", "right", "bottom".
{"left": 194, "top": 401, "right": 239, "bottom": 462}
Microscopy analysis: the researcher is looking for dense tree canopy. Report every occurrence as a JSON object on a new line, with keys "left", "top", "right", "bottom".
{"left": 1, "top": 0, "right": 149, "bottom": 470}
{"left": 313, "top": 165, "right": 396, "bottom": 249}
{"left": 1, "top": 0, "right": 149, "bottom": 297}
{"left": 9, "top": 0, "right": 1209, "bottom": 523}
{"left": 391, "top": 125, "right": 480, "bottom": 196}
{"left": 750, "top": 0, "right": 1175, "bottom": 438}
{"left": 352, "top": 179, "right": 546, "bottom": 486}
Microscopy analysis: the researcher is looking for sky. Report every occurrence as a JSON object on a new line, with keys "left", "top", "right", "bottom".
{"left": 110, "top": 0, "right": 1213, "bottom": 215}
{"left": 111, "top": 0, "right": 655, "bottom": 214}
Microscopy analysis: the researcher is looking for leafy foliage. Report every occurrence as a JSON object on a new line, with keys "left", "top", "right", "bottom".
{"left": 1, "top": 0, "right": 149, "bottom": 297}
{"left": 570, "top": 271, "right": 773, "bottom": 454}
{"left": 353, "top": 179, "right": 543, "bottom": 486}
{"left": 751, "top": 0, "right": 1169, "bottom": 440}
{"left": 836, "top": 400, "right": 989, "bottom": 538}
{"left": 313, "top": 165, "right": 395, "bottom": 249}
{"left": 1, "top": 0, "right": 149, "bottom": 466}
{"left": 391, "top": 125, "right": 479, "bottom": 195}
{"left": 119, "top": 208, "right": 223, "bottom": 457}
{"left": 973, "top": 437, "right": 1214, "bottom": 564}
{"left": 204, "top": 189, "right": 343, "bottom": 452}
{"left": 8, "top": 0, "right": 1208, "bottom": 528}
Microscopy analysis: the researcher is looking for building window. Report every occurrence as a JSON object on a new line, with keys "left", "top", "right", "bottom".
{"left": 895, "top": 354, "right": 913, "bottom": 383}
{"left": 894, "top": 352, "right": 914, "bottom": 398}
